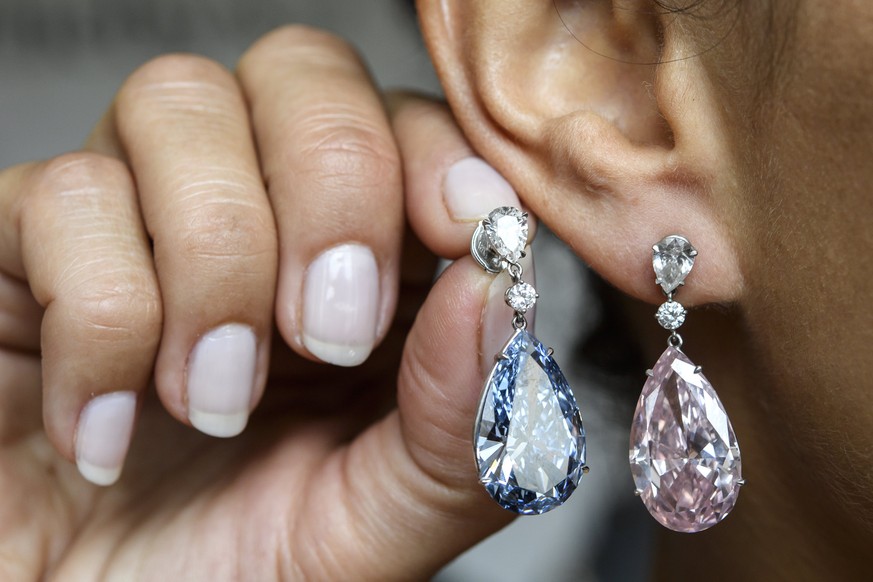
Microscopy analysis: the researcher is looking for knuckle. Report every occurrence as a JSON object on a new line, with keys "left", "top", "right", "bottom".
{"left": 36, "top": 152, "right": 130, "bottom": 196}
{"left": 63, "top": 275, "right": 162, "bottom": 343}
{"left": 26, "top": 153, "right": 132, "bottom": 218}
{"left": 177, "top": 203, "right": 276, "bottom": 266}
{"left": 242, "top": 24, "right": 360, "bottom": 69}
{"left": 295, "top": 120, "right": 400, "bottom": 191}
{"left": 126, "top": 53, "right": 234, "bottom": 89}
{"left": 117, "top": 53, "right": 241, "bottom": 122}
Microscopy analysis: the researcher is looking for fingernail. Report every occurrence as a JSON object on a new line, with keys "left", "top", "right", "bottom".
{"left": 187, "top": 323, "right": 256, "bottom": 438}
{"left": 480, "top": 247, "right": 536, "bottom": 378}
{"left": 444, "top": 157, "right": 521, "bottom": 221}
{"left": 303, "top": 243, "right": 379, "bottom": 367}
{"left": 76, "top": 391, "right": 137, "bottom": 486}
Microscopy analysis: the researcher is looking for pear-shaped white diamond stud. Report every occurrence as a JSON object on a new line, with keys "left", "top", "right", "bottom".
{"left": 484, "top": 207, "right": 528, "bottom": 263}
{"left": 653, "top": 235, "right": 697, "bottom": 294}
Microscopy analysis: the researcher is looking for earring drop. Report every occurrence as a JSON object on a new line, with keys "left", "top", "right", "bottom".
{"left": 629, "top": 235, "right": 743, "bottom": 532}
{"left": 471, "top": 207, "right": 587, "bottom": 515}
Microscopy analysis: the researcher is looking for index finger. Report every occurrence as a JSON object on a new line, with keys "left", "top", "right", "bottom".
{"left": 388, "top": 93, "right": 536, "bottom": 259}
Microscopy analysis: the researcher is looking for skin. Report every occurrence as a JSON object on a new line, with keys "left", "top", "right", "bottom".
{"left": 417, "top": 0, "right": 873, "bottom": 578}
{"left": 0, "top": 27, "right": 517, "bottom": 580}
{"left": 0, "top": 0, "right": 870, "bottom": 579}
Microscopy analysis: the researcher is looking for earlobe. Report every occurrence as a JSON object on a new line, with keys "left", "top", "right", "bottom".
{"left": 417, "top": 0, "right": 745, "bottom": 305}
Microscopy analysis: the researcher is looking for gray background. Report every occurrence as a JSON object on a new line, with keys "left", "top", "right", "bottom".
{"left": 0, "top": 1, "right": 652, "bottom": 579}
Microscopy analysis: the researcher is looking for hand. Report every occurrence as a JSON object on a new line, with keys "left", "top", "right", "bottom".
{"left": 0, "top": 26, "right": 527, "bottom": 580}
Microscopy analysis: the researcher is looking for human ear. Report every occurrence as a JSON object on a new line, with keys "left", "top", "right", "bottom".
{"left": 417, "top": 0, "right": 744, "bottom": 305}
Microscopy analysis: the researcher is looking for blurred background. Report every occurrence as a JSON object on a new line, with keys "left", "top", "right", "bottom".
{"left": 0, "top": 1, "right": 653, "bottom": 579}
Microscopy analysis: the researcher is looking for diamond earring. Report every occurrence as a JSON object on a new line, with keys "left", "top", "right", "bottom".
{"left": 629, "top": 235, "right": 744, "bottom": 532}
{"left": 471, "top": 207, "right": 588, "bottom": 515}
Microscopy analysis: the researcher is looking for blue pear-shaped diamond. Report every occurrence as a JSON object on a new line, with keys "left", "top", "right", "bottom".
{"left": 474, "top": 329, "right": 587, "bottom": 515}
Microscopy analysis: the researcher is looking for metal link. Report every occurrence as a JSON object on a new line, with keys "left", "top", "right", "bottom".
{"left": 507, "top": 261, "right": 523, "bottom": 283}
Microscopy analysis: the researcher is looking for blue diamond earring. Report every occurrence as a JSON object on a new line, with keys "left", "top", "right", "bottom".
{"left": 471, "top": 207, "right": 588, "bottom": 515}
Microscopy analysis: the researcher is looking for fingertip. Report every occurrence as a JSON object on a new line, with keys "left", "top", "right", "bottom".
{"left": 183, "top": 323, "right": 257, "bottom": 437}
{"left": 297, "top": 243, "right": 381, "bottom": 367}
{"left": 301, "top": 335, "right": 373, "bottom": 368}
{"left": 391, "top": 95, "right": 537, "bottom": 259}
{"left": 431, "top": 256, "right": 495, "bottom": 323}
{"left": 188, "top": 409, "right": 249, "bottom": 439}
{"left": 443, "top": 157, "right": 521, "bottom": 222}
{"left": 77, "top": 459, "right": 123, "bottom": 487}
{"left": 74, "top": 391, "right": 137, "bottom": 486}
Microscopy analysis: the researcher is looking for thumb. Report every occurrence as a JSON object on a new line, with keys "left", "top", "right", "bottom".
{"left": 296, "top": 256, "right": 525, "bottom": 580}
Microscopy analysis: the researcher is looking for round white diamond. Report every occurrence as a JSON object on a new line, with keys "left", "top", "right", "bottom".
{"left": 656, "top": 301, "right": 687, "bottom": 330}
{"left": 506, "top": 282, "right": 537, "bottom": 313}
{"left": 484, "top": 207, "right": 528, "bottom": 262}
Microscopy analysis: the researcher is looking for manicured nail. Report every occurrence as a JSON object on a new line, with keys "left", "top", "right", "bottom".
{"left": 76, "top": 391, "right": 137, "bottom": 486}
{"left": 480, "top": 247, "right": 536, "bottom": 378}
{"left": 444, "top": 157, "right": 521, "bottom": 221}
{"left": 187, "top": 323, "right": 256, "bottom": 438}
{"left": 303, "top": 243, "right": 379, "bottom": 367}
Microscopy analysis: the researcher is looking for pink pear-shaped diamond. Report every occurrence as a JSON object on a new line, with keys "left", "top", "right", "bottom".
{"left": 630, "top": 347, "right": 742, "bottom": 533}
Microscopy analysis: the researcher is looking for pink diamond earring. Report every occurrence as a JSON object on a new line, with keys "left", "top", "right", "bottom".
{"left": 629, "top": 235, "right": 744, "bottom": 533}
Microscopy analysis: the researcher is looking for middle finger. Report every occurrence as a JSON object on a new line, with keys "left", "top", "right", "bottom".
{"left": 238, "top": 26, "right": 403, "bottom": 368}
{"left": 113, "top": 54, "right": 278, "bottom": 437}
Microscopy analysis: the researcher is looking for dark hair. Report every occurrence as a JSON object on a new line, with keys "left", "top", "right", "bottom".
{"left": 554, "top": 0, "right": 742, "bottom": 65}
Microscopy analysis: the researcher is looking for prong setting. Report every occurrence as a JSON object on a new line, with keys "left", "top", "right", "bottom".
{"left": 652, "top": 234, "right": 697, "bottom": 294}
